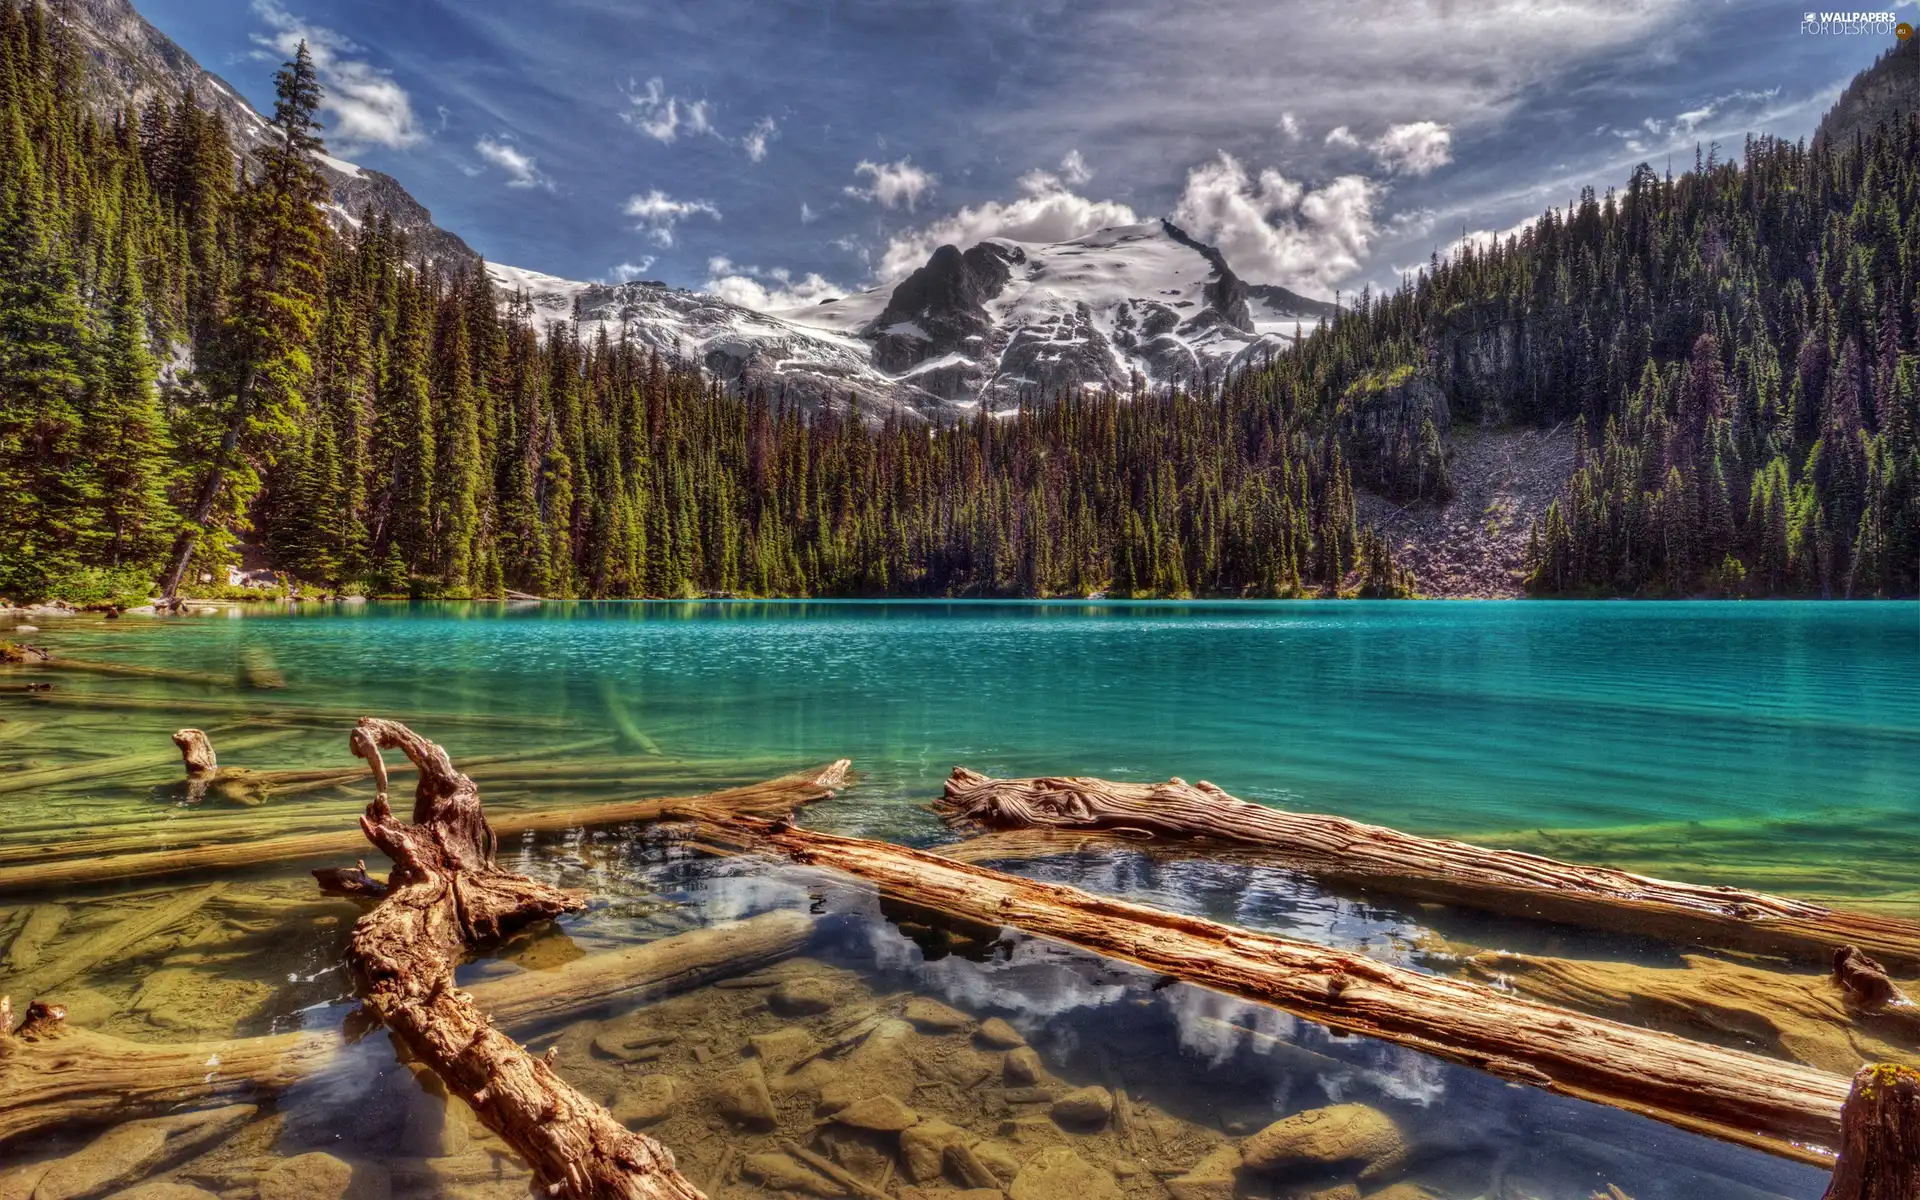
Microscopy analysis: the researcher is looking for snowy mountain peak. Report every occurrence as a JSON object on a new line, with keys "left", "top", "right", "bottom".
{"left": 489, "top": 218, "right": 1332, "bottom": 417}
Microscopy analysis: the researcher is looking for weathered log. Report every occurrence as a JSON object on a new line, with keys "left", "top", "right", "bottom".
{"left": 1823, "top": 1065, "right": 1920, "bottom": 1200}
{"left": 936, "top": 768, "right": 1920, "bottom": 971}
{"left": 323, "top": 717, "right": 703, "bottom": 1200}
{"left": 710, "top": 815, "right": 1854, "bottom": 1165}
{"left": 0, "top": 759, "right": 851, "bottom": 896}
{"left": 1453, "top": 949, "right": 1920, "bottom": 1076}
{"left": 0, "top": 730, "right": 297, "bottom": 797}
{"left": 0, "top": 910, "right": 812, "bottom": 1144}
{"left": 4, "top": 884, "right": 226, "bottom": 1000}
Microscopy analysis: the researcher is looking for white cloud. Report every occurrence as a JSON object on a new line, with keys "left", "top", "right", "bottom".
{"left": 1279, "top": 113, "right": 1301, "bottom": 141}
{"left": 599, "top": 258, "right": 657, "bottom": 284}
{"left": 845, "top": 158, "right": 937, "bottom": 210}
{"left": 251, "top": 1, "right": 421, "bottom": 150}
{"left": 474, "top": 134, "right": 552, "bottom": 190}
{"left": 1057, "top": 149, "right": 1093, "bottom": 186}
{"left": 685, "top": 99, "right": 714, "bottom": 137}
{"left": 800, "top": 202, "right": 818, "bottom": 224}
{"left": 1171, "top": 151, "right": 1377, "bottom": 293}
{"left": 1324, "top": 125, "right": 1360, "bottom": 149}
{"left": 624, "top": 189, "right": 720, "bottom": 247}
{"left": 876, "top": 168, "right": 1140, "bottom": 281}
{"left": 703, "top": 260, "right": 849, "bottom": 311}
{"left": 744, "top": 116, "right": 778, "bottom": 163}
{"left": 624, "top": 77, "right": 683, "bottom": 143}
{"left": 1371, "top": 121, "right": 1452, "bottom": 176}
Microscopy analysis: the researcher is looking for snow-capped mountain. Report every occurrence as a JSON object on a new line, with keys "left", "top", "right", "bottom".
{"left": 491, "top": 220, "right": 1337, "bottom": 416}
{"left": 61, "top": 0, "right": 477, "bottom": 266}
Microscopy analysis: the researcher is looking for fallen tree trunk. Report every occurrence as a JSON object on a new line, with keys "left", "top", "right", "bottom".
{"left": 936, "top": 768, "right": 1920, "bottom": 972}
{"left": 710, "top": 816, "right": 1855, "bottom": 1166}
{"left": 318, "top": 717, "right": 702, "bottom": 1200}
{"left": 0, "top": 909, "right": 812, "bottom": 1145}
{"left": 0, "top": 759, "right": 850, "bottom": 896}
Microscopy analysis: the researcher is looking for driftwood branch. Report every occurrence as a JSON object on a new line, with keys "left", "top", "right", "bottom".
{"left": 0, "top": 909, "right": 812, "bottom": 1145}
{"left": 0, "top": 758, "right": 851, "bottom": 896}
{"left": 936, "top": 768, "right": 1920, "bottom": 971}
{"left": 327, "top": 717, "right": 703, "bottom": 1200}
{"left": 706, "top": 815, "right": 1855, "bottom": 1165}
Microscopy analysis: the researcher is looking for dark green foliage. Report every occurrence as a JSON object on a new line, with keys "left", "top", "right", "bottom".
{"left": 1258, "top": 127, "right": 1920, "bottom": 597}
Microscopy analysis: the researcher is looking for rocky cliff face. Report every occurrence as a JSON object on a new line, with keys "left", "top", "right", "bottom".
{"left": 1338, "top": 367, "right": 1453, "bottom": 504}
{"left": 1816, "top": 36, "right": 1920, "bottom": 151}
{"left": 59, "top": 0, "right": 477, "bottom": 267}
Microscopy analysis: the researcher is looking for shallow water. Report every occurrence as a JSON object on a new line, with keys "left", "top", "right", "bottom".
{"left": 0, "top": 601, "right": 1915, "bottom": 1198}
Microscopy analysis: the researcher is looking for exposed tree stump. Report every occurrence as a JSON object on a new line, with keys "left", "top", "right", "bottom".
{"left": 1823, "top": 1064, "right": 1920, "bottom": 1200}
{"left": 326, "top": 717, "right": 705, "bottom": 1200}
{"left": 1836, "top": 948, "right": 1915, "bottom": 1014}
{"left": 936, "top": 768, "right": 1920, "bottom": 971}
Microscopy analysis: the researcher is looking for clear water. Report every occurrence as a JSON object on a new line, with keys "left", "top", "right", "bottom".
{"left": 1, "top": 600, "right": 1914, "bottom": 1200}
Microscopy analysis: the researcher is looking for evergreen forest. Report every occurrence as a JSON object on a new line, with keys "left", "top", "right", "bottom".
{"left": 0, "top": 1, "right": 1912, "bottom": 601}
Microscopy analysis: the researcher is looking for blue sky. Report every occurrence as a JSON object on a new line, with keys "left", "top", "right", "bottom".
{"left": 140, "top": 0, "right": 1910, "bottom": 306}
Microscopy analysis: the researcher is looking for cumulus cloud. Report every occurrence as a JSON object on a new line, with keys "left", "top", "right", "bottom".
{"left": 845, "top": 158, "right": 937, "bottom": 210}
{"left": 624, "top": 189, "right": 720, "bottom": 247}
{"left": 1171, "top": 151, "right": 1377, "bottom": 294}
{"left": 1057, "top": 149, "right": 1093, "bottom": 186}
{"left": 251, "top": 1, "right": 421, "bottom": 150}
{"left": 1278, "top": 112, "right": 1301, "bottom": 141}
{"left": 474, "top": 134, "right": 552, "bottom": 190}
{"left": 875, "top": 166, "right": 1140, "bottom": 281}
{"left": 704, "top": 258, "right": 848, "bottom": 311}
{"left": 1371, "top": 121, "right": 1452, "bottom": 176}
{"left": 1323, "top": 125, "right": 1360, "bottom": 149}
{"left": 743, "top": 116, "right": 778, "bottom": 163}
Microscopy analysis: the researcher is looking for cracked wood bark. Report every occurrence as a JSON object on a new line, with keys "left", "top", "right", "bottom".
{"left": 1823, "top": 1065, "right": 1920, "bottom": 1200}
{"left": 321, "top": 717, "right": 703, "bottom": 1200}
{"left": 709, "top": 815, "right": 1856, "bottom": 1167}
{"left": 0, "top": 909, "right": 812, "bottom": 1145}
{"left": 0, "top": 759, "right": 851, "bottom": 896}
{"left": 936, "top": 768, "right": 1920, "bottom": 972}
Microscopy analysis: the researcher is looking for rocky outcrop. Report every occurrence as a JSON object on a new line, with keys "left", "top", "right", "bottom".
{"left": 1816, "top": 35, "right": 1920, "bottom": 152}
{"left": 868, "top": 243, "right": 1022, "bottom": 375}
{"left": 989, "top": 304, "right": 1128, "bottom": 403}
{"left": 1158, "top": 219, "right": 1255, "bottom": 334}
{"left": 1430, "top": 311, "right": 1528, "bottom": 425}
{"left": 1338, "top": 367, "right": 1453, "bottom": 504}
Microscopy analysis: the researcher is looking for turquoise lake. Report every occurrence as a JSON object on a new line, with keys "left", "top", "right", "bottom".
{"left": 10, "top": 599, "right": 1915, "bottom": 905}
{"left": 3, "top": 600, "right": 1918, "bottom": 1200}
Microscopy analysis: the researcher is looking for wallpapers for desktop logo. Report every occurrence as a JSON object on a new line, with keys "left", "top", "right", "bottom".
{"left": 1801, "top": 9, "right": 1905, "bottom": 34}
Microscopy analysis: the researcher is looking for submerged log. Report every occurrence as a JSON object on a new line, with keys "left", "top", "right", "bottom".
{"left": 0, "top": 758, "right": 851, "bottom": 896}
{"left": 709, "top": 815, "right": 1853, "bottom": 1165}
{"left": 0, "top": 909, "right": 812, "bottom": 1145}
{"left": 320, "top": 717, "right": 702, "bottom": 1200}
{"left": 1453, "top": 948, "right": 1920, "bottom": 1076}
{"left": 936, "top": 768, "right": 1920, "bottom": 972}
{"left": 1823, "top": 1065, "right": 1920, "bottom": 1200}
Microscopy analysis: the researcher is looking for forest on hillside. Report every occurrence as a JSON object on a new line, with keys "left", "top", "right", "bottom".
{"left": 0, "top": 0, "right": 1912, "bottom": 602}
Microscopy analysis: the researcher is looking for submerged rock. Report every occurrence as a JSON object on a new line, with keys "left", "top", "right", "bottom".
{"left": 1008, "top": 1147, "right": 1122, "bottom": 1200}
{"left": 900, "top": 1118, "right": 972, "bottom": 1182}
{"left": 769, "top": 976, "right": 835, "bottom": 1015}
{"left": 256, "top": 1152, "right": 390, "bottom": 1200}
{"left": 1239, "top": 1104, "right": 1405, "bottom": 1180}
{"left": 611, "top": 1074, "right": 679, "bottom": 1127}
{"left": 974, "top": 1018, "right": 1024, "bottom": 1049}
{"left": 1358, "top": 1185, "right": 1434, "bottom": 1200}
{"left": 748, "top": 1027, "right": 818, "bottom": 1077}
{"left": 970, "top": 1140, "right": 1021, "bottom": 1185}
{"left": 109, "top": 1185, "right": 223, "bottom": 1200}
{"left": 741, "top": 1153, "right": 839, "bottom": 1197}
{"left": 31, "top": 1105, "right": 254, "bottom": 1200}
{"left": 1003, "top": 1046, "right": 1044, "bottom": 1086}
{"left": 834, "top": 1094, "right": 920, "bottom": 1132}
{"left": 712, "top": 1060, "right": 778, "bottom": 1129}
{"left": 904, "top": 997, "right": 974, "bottom": 1034}
{"left": 1165, "top": 1143, "right": 1242, "bottom": 1200}
{"left": 1049, "top": 1086, "right": 1113, "bottom": 1128}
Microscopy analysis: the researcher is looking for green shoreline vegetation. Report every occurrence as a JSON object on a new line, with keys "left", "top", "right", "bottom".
{"left": 0, "top": 3, "right": 1914, "bottom": 607}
